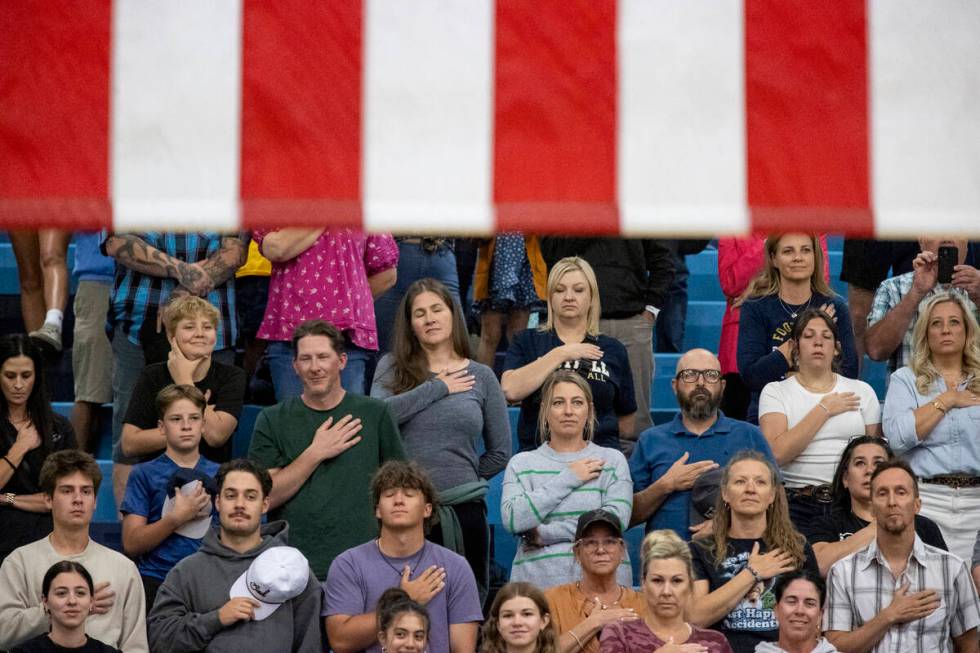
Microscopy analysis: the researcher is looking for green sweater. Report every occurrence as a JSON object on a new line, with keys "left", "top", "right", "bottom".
{"left": 248, "top": 393, "right": 404, "bottom": 579}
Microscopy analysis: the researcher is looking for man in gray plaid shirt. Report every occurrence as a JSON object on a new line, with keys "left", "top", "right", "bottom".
{"left": 824, "top": 460, "right": 980, "bottom": 653}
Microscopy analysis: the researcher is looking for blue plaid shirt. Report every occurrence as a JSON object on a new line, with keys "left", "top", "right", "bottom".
{"left": 104, "top": 232, "right": 239, "bottom": 349}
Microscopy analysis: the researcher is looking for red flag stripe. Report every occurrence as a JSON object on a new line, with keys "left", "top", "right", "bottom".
{"left": 493, "top": 0, "right": 619, "bottom": 234}
{"left": 745, "top": 0, "right": 872, "bottom": 236}
{"left": 240, "top": 0, "right": 363, "bottom": 229}
{"left": 0, "top": 0, "right": 111, "bottom": 229}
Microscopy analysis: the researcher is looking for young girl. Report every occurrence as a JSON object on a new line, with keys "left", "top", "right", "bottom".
{"left": 481, "top": 582, "right": 559, "bottom": 653}
{"left": 12, "top": 561, "right": 120, "bottom": 652}
{"left": 376, "top": 587, "right": 430, "bottom": 653}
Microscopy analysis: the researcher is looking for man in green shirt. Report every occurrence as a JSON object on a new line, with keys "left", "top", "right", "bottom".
{"left": 249, "top": 320, "right": 404, "bottom": 579}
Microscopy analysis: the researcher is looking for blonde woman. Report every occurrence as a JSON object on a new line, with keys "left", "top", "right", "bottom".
{"left": 688, "top": 451, "right": 818, "bottom": 653}
{"left": 599, "top": 529, "right": 731, "bottom": 653}
{"left": 735, "top": 234, "right": 857, "bottom": 424}
{"left": 502, "top": 257, "right": 636, "bottom": 452}
{"left": 882, "top": 290, "right": 980, "bottom": 561}
{"left": 501, "top": 371, "right": 633, "bottom": 589}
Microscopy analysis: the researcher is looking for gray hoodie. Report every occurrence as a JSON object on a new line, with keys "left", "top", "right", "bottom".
{"left": 147, "top": 521, "right": 322, "bottom": 653}
{"left": 755, "top": 638, "right": 839, "bottom": 653}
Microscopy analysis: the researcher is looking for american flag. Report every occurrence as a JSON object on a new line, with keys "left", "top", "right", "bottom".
{"left": 1, "top": 0, "right": 978, "bottom": 236}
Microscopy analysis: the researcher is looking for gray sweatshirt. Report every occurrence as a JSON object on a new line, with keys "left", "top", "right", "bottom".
{"left": 371, "top": 356, "right": 511, "bottom": 490}
{"left": 147, "top": 521, "right": 322, "bottom": 653}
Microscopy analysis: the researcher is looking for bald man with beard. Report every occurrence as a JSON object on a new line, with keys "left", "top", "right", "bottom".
{"left": 628, "top": 348, "right": 777, "bottom": 540}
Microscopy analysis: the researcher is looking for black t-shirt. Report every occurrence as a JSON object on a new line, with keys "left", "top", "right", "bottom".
{"left": 0, "top": 413, "right": 76, "bottom": 561}
{"left": 122, "top": 360, "right": 245, "bottom": 463}
{"left": 12, "top": 634, "right": 120, "bottom": 653}
{"left": 808, "top": 505, "right": 948, "bottom": 550}
{"left": 690, "top": 537, "right": 820, "bottom": 653}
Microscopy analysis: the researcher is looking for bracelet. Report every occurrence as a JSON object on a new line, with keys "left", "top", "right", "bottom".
{"left": 745, "top": 563, "right": 762, "bottom": 584}
{"left": 568, "top": 629, "right": 585, "bottom": 651}
{"left": 1, "top": 455, "right": 15, "bottom": 471}
{"left": 4, "top": 493, "right": 14, "bottom": 507}
{"left": 817, "top": 402, "right": 830, "bottom": 414}
{"left": 932, "top": 399, "right": 948, "bottom": 414}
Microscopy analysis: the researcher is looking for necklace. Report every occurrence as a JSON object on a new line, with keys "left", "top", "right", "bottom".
{"left": 376, "top": 539, "right": 426, "bottom": 578}
{"left": 577, "top": 582, "right": 624, "bottom": 611}
{"left": 777, "top": 294, "right": 812, "bottom": 320}
{"left": 796, "top": 373, "right": 836, "bottom": 394}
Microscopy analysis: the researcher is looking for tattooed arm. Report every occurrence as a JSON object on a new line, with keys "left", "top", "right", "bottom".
{"left": 197, "top": 234, "right": 248, "bottom": 290}
{"left": 104, "top": 234, "right": 211, "bottom": 295}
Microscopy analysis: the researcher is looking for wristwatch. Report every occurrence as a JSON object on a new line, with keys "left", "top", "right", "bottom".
{"left": 3, "top": 492, "right": 15, "bottom": 507}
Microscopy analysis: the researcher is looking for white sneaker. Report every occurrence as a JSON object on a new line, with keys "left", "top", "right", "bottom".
{"left": 29, "top": 322, "right": 62, "bottom": 352}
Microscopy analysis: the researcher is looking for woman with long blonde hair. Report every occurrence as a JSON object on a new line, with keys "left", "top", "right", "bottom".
{"left": 882, "top": 291, "right": 980, "bottom": 561}
{"left": 735, "top": 234, "right": 857, "bottom": 424}
{"left": 599, "top": 529, "right": 731, "bottom": 653}
{"left": 501, "top": 371, "right": 634, "bottom": 589}
{"left": 502, "top": 257, "right": 636, "bottom": 452}
{"left": 688, "top": 451, "right": 818, "bottom": 653}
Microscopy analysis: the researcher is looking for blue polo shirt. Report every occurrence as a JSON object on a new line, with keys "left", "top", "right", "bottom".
{"left": 629, "top": 411, "right": 776, "bottom": 540}
{"left": 120, "top": 453, "right": 219, "bottom": 580}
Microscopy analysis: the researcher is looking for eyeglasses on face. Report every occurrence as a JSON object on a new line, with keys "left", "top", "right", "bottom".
{"left": 675, "top": 369, "right": 722, "bottom": 384}
{"left": 576, "top": 537, "right": 623, "bottom": 552}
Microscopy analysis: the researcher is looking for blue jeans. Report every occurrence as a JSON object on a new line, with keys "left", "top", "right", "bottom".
{"left": 656, "top": 251, "right": 689, "bottom": 353}
{"left": 267, "top": 340, "right": 372, "bottom": 400}
{"left": 373, "top": 241, "right": 460, "bottom": 354}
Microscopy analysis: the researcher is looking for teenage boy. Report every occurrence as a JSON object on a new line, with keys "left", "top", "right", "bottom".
{"left": 148, "top": 459, "right": 322, "bottom": 653}
{"left": 121, "top": 295, "right": 245, "bottom": 468}
{"left": 0, "top": 450, "right": 148, "bottom": 652}
{"left": 121, "top": 384, "right": 219, "bottom": 609}
{"left": 323, "top": 460, "right": 482, "bottom": 653}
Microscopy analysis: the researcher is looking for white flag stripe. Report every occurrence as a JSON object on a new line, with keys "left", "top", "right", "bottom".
{"left": 111, "top": 0, "right": 242, "bottom": 231}
{"left": 362, "top": 0, "right": 494, "bottom": 233}
{"left": 617, "top": 0, "right": 748, "bottom": 236}
{"left": 870, "top": 0, "right": 980, "bottom": 236}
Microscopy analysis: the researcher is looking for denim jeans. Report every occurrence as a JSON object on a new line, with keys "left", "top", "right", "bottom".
{"left": 267, "top": 340, "right": 372, "bottom": 400}
{"left": 656, "top": 250, "right": 689, "bottom": 353}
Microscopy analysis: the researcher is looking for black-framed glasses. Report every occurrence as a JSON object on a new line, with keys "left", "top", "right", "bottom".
{"left": 675, "top": 369, "right": 722, "bottom": 384}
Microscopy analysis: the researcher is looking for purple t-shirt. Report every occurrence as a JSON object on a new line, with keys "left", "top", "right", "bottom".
{"left": 322, "top": 540, "right": 482, "bottom": 653}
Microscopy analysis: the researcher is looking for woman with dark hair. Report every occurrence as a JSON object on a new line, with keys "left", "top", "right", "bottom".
{"left": 376, "top": 587, "right": 430, "bottom": 653}
{"left": 757, "top": 308, "right": 880, "bottom": 534}
{"left": 882, "top": 290, "right": 980, "bottom": 561}
{"left": 0, "top": 334, "right": 76, "bottom": 563}
{"left": 688, "top": 451, "right": 819, "bottom": 653}
{"left": 599, "top": 529, "right": 731, "bottom": 653}
{"left": 11, "top": 560, "right": 120, "bottom": 653}
{"left": 808, "top": 435, "right": 946, "bottom": 576}
{"left": 370, "top": 277, "right": 510, "bottom": 600}
{"left": 481, "top": 581, "right": 559, "bottom": 653}
{"left": 502, "top": 371, "right": 633, "bottom": 589}
{"left": 736, "top": 234, "right": 858, "bottom": 424}
{"left": 755, "top": 571, "right": 838, "bottom": 653}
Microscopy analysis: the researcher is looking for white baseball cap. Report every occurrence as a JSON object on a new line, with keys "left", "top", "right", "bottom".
{"left": 160, "top": 479, "right": 213, "bottom": 540}
{"left": 229, "top": 546, "right": 310, "bottom": 621}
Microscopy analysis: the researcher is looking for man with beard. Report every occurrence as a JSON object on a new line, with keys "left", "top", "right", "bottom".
{"left": 825, "top": 460, "right": 980, "bottom": 653}
{"left": 628, "top": 348, "right": 776, "bottom": 540}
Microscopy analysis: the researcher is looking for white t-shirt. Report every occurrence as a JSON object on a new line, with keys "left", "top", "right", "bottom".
{"left": 759, "top": 374, "right": 881, "bottom": 487}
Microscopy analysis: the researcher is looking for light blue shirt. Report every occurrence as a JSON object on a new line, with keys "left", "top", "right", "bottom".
{"left": 882, "top": 366, "right": 980, "bottom": 477}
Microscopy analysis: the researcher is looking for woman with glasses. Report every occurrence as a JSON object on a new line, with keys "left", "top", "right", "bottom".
{"left": 502, "top": 370, "right": 634, "bottom": 590}
{"left": 502, "top": 257, "right": 636, "bottom": 453}
{"left": 757, "top": 308, "right": 880, "bottom": 537}
{"left": 882, "top": 290, "right": 980, "bottom": 561}
{"left": 600, "top": 529, "right": 732, "bottom": 653}
{"left": 688, "top": 451, "right": 818, "bottom": 653}
{"left": 545, "top": 510, "right": 645, "bottom": 653}
{"left": 736, "top": 234, "right": 857, "bottom": 424}
{"left": 807, "top": 435, "right": 946, "bottom": 576}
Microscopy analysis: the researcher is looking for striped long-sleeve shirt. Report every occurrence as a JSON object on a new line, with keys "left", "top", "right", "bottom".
{"left": 501, "top": 441, "right": 633, "bottom": 589}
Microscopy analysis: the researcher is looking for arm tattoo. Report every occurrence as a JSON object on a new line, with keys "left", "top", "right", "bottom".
{"left": 200, "top": 235, "right": 247, "bottom": 287}
{"left": 107, "top": 234, "right": 182, "bottom": 280}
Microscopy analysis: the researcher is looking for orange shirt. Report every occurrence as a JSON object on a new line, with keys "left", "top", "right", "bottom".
{"left": 545, "top": 582, "right": 648, "bottom": 653}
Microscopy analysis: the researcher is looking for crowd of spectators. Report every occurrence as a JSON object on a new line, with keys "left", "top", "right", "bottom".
{"left": 1, "top": 230, "right": 980, "bottom": 653}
